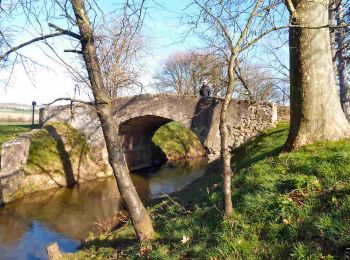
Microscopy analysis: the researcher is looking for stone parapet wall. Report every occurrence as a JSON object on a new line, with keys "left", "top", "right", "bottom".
{"left": 40, "top": 104, "right": 107, "bottom": 162}
{"left": 0, "top": 130, "right": 38, "bottom": 204}
{"left": 0, "top": 124, "right": 112, "bottom": 205}
{"left": 277, "top": 106, "right": 290, "bottom": 122}
{"left": 0, "top": 130, "right": 40, "bottom": 175}
{"left": 0, "top": 170, "right": 25, "bottom": 204}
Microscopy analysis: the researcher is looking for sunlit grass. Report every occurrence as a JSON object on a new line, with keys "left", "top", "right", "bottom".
{"left": 65, "top": 123, "right": 350, "bottom": 259}
{"left": 0, "top": 124, "right": 34, "bottom": 151}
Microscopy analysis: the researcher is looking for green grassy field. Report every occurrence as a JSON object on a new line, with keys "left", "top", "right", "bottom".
{"left": 0, "top": 124, "right": 35, "bottom": 151}
{"left": 0, "top": 108, "right": 32, "bottom": 114}
{"left": 0, "top": 108, "right": 39, "bottom": 123}
{"left": 66, "top": 123, "right": 350, "bottom": 259}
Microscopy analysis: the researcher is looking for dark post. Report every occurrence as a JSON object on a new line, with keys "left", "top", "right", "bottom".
{"left": 32, "top": 101, "right": 36, "bottom": 126}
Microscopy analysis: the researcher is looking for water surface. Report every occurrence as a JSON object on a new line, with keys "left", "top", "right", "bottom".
{"left": 0, "top": 159, "right": 207, "bottom": 260}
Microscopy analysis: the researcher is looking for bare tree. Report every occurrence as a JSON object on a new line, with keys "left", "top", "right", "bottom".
{"left": 96, "top": 14, "right": 146, "bottom": 98}
{"left": 191, "top": 0, "right": 286, "bottom": 216}
{"left": 234, "top": 61, "right": 289, "bottom": 103}
{"left": 156, "top": 48, "right": 290, "bottom": 104}
{"left": 154, "top": 49, "right": 227, "bottom": 96}
{"left": 284, "top": 0, "right": 350, "bottom": 151}
{"left": 260, "top": 41, "right": 291, "bottom": 105}
{"left": 0, "top": 0, "right": 155, "bottom": 241}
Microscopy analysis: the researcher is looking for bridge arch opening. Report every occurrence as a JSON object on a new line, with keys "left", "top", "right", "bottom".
{"left": 118, "top": 115, "right": 206, "bottom": 171}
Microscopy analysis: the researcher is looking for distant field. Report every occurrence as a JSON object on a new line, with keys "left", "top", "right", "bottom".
{"left": 0, "top": 124, "right": 35, "bottom": 150}
{"left": 0, "top": 108, "right": 39, "bottom": 123}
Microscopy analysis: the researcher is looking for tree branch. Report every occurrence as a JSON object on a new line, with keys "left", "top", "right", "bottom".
{"left": 64, "top": 49, "right": 83, "bottom": 54}
{"left": 0, "top": 24, "right": 81, "bottom": 61}
{"left": 48, "top": 23, "right": 81, "bottom": 40}
{"left": 0, "top": 32, "right": 66, "bottom": 61}
{"left": 240, "top": 26, "right": 288, "bottom": 52}
{"left": 44, "top": 97, "right": 95, "bottom": 106}
{"left": 285, "top": 0, "right": 299, "bottom": 20}
{"left": 194, "top": 0, "right": 234, "bottom": 49}
{"left": 234, "top": 62, "right": 254, "bottom": 100}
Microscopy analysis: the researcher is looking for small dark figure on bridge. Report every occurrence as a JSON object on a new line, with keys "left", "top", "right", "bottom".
{"left": 199, "top": 80, "right": 212, "bottom": 98}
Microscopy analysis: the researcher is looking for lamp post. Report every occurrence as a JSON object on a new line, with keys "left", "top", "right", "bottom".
{"left": 32, "top": 101, "right": 36, "bottom": 127}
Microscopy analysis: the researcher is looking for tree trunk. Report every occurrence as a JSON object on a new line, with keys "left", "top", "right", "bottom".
{"left": 336, "top": 2, "right": 350, "bottom": 120}
{"left": 219, "top": 56, "right": 235, "bottom": 217}
{"left": 70, "top": 0, "right": 154, "bottom": 241}
{"left": 329, "top": 0, "right": 338, "bottom": 73}
{"left": 285, "top": 0, "right": 350, "bottom": 151}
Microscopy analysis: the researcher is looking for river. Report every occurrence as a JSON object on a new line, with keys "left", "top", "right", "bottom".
{"left": 0, "top": 158, "right": 208, "bottom": 260}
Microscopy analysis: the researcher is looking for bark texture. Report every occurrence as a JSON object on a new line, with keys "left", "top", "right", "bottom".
{"left": 336, "top": 2, "right": 350, "bottom": 120}
{"left": 285, "top": 0, "right": 350, "bottom": 151}
{"left": 70, "top": 0, "right": 154, "bottom": 241}
{"left": 329, "top": 0, "right": 337, "bottom": 73}
{"left": 219, "top": 56, "right": 236, "bottom": 217}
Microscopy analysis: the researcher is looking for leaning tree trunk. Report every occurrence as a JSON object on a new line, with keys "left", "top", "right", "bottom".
{"left": 219, "top": 56, "right": 236, "bottom": 217}
{"left": 285, "top": 0, "right": 350, "bottom": 151}
{"left": 70, "top": 0, "right": 154, "bottom": 241}
{"left": 336, "top": 2, "right": 350, "bottom": 120}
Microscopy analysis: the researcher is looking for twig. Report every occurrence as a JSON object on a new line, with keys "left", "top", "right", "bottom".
{"left": 162, "top": 192, "right": 188, "bottom": 213}
{"left": 44, "top": 97, "right": 95, "bottom": 106}
{"left": 64, "top": 49, "right": 83, "bottom": 54}
{"left": 48, "top": 23, "right": 81, "bottom": 40}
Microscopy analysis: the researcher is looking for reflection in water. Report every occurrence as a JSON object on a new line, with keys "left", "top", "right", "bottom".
{"left": 0, "top": 158, "right": 207, "bottom": 260}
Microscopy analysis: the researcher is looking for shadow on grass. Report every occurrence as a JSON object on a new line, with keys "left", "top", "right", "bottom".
{"left": 79, "top": 236, "right": 139, "bottom": 251}
{"left": 77, "top": 160, "right": 223, "bottom": 257}
{"left": 231, "top": 126, "right": 288, "bottom": 171}
{"left": 76, "top": 124, "right": 289, "bottom": 257}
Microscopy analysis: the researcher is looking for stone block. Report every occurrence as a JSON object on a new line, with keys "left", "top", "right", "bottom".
{"left": 0, "top": 131, "right": 38, "bottom": 175}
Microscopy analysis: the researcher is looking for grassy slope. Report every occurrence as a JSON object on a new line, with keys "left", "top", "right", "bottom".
{"left": 66, "top": 123, "right": 350, "bottom": 259}
{"left": 152, "top": 122, "right": 206, "bottom": 160}
{"left": 0, "top": 124, "right": 34, "bottom": 151}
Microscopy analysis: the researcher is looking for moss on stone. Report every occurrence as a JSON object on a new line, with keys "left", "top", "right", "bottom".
{"left": 25, "top": 122, "right": 90, "bottom": 176}
{"left": 152, "top": 122, "right": 206, "bottom": 160}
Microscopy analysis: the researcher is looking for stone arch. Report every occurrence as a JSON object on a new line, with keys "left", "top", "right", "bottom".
{"left": 118, "top": 115, "right": 172, "bottom": 171}
{"left": 113, "top": 96, "right": 221, "bottom": 159}
{"left": 118, "top": 114, "right": 207, "bottom": 171}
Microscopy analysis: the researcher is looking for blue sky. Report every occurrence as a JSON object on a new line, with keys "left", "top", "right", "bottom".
{"left": 0, "top": 0, "right": 203, "bottom": 104}
{"left": 0, "top": 0, "right": 288, "bottom": 105}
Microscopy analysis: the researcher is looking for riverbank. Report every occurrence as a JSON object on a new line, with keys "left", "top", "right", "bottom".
{"left": 0, "top": 121, "right": 208, "bottom": 205}
{"left": 65, "top": 123, "right": 350, "bottom": 259}
{"left": 0, "top": 158, "right": 209, "bottom": 259}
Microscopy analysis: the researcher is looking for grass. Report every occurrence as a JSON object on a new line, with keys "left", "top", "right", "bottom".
{"left": 0, "top": 124, "right": 36, "bottom": 151}
{"left": 62, "top": 123, "right": 350, "bottom": 259}
{"left": 152, "top": 122, "right": 206, "bottom": 160}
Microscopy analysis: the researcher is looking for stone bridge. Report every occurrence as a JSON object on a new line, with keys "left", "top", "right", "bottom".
{"left": 40, "top": 94, "right": 277, "bottom": 171}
